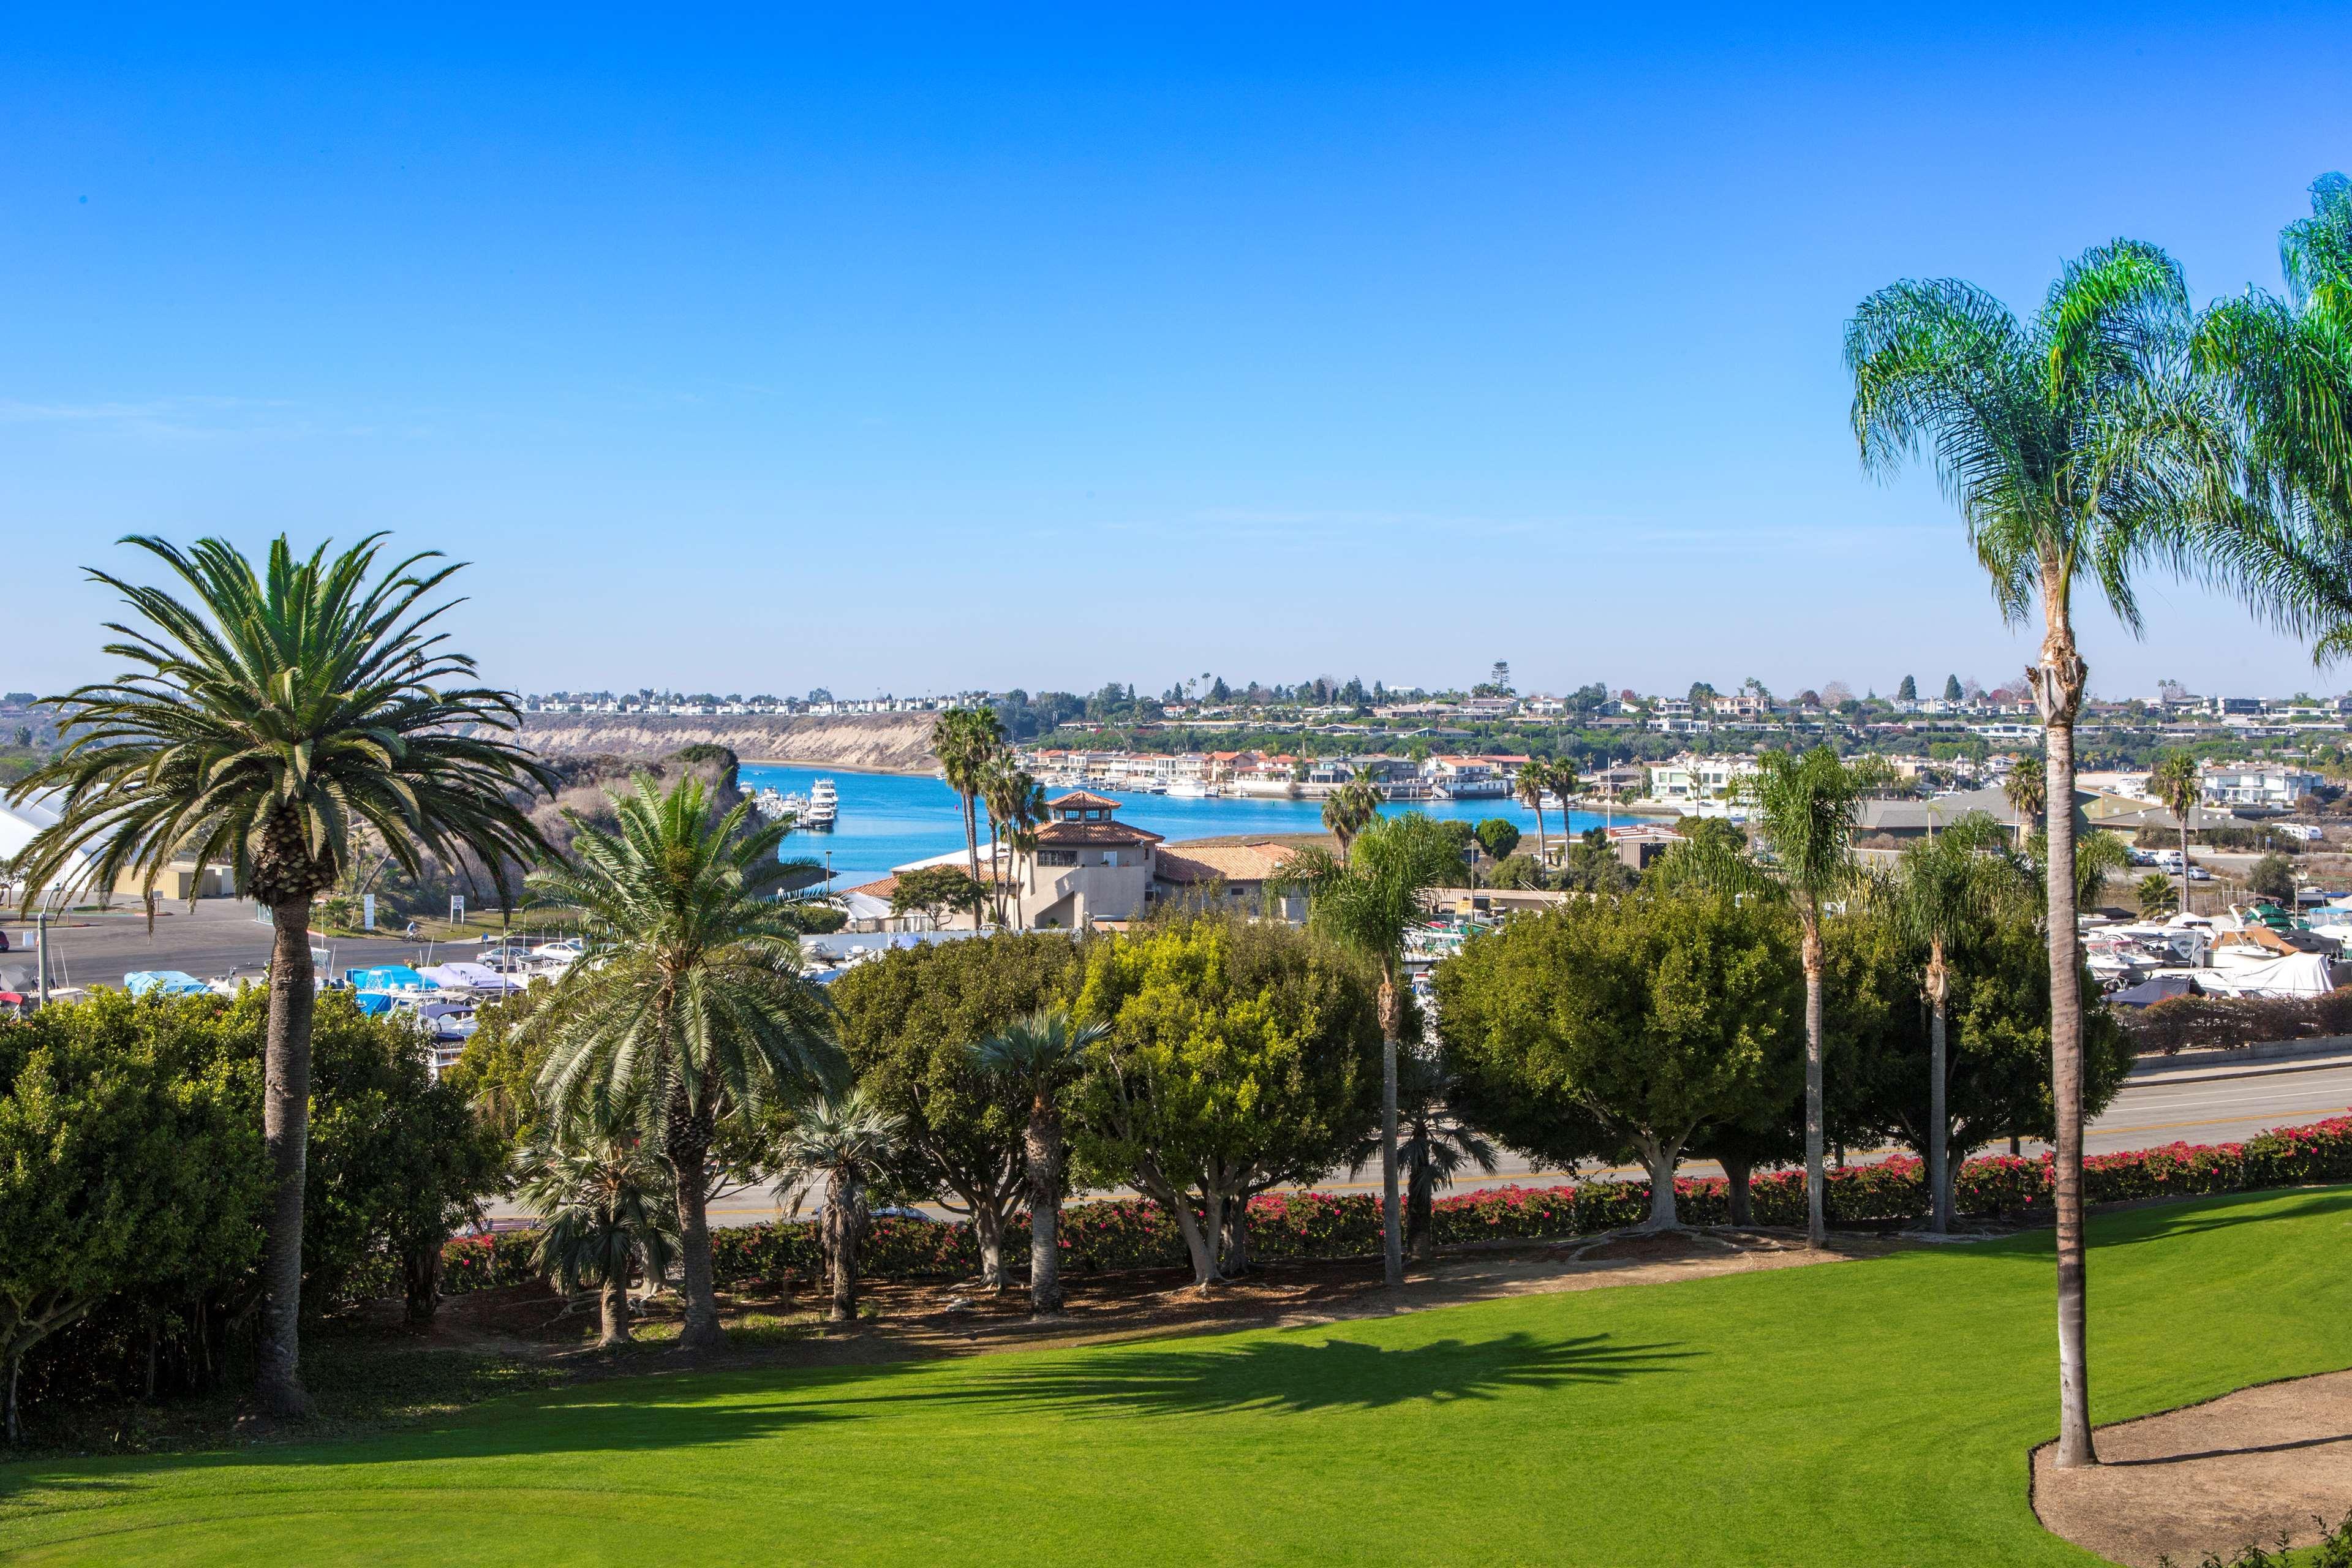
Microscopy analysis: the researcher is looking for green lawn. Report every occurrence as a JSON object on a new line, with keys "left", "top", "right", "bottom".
{"left": 4, "top": 1187, "right": 2348, "bottom": 1567}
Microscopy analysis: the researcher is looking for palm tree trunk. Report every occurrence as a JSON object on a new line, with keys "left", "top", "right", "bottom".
{"left": 826, "top": 1170, "right": 865, "bottom": 1323}
{"left": 1801, "top": 910, "right": 1826, "bottom": 1248}
{"left": 1027, "top": 1108, "right": 1065, "bottom": 1314}
{"left": 664, "top": 1090, "right": 723, "bottom": 1352}
{"left": 2040, "top": 652, "right": 2099, "bottom": 1468}
{"left": 598, "top": 1279, "right": 631, "bottom": 1348}
{"left": 2178, "top": 815, "right": 2192, "bottom": 918}
{"left": 1378, "top": 962, "right": 1403, "bottom": 1288}
{"left": 962, "top": 794, "right": 982, "bottom": 922}
{"left": 257, "top": 896, "right": 318, "bottom": 1417}
{"left": 1928, "top": 950, "right": 1950, "bottom": 1235}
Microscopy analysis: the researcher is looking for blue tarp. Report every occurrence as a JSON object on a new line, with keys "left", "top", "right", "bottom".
{"left": 124, "top": 970, "right": 208, "bottom": 997}
{"left": 342, "top": 965, "right": 434, "bottom": 992}
{"left": 351, "top": 992, "right": 396, "bottom": 1016}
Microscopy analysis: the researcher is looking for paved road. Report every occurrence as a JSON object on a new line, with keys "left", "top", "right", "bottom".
{"left": 1, "top": 899, "right": 496, "bottom": 992}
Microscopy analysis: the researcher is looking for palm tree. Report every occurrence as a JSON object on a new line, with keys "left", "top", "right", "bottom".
{"left": 1320, "top": 767, "right": 1385, "bottom": 858}
{"left": 1516, "top": 759, "right": 1575, "bottom": 869}
{"left": 971, "top": 1008, "right": 1109, "bottom": 1313}
{"left": 1278, "top": 812, "right": 1464, "bottom": 1287}
{"left": 1887, "top": 814, "right": 2026, "bottom": 1232}
{"left": 1351, "top": 1048, "right": 1497, "bottom": 1261}
{"left": 2135, "top": 872, "right": 2179, "bottom": 919}
{"left": 2149, "top": 752, "right": 2203, "bottom": 916}
{"left": 980, "top": 755, "right": 1041, "bottom": 929}
{"left": 516, "top": 1132, "right": 678, "bottom": 1349}
{"left": 2196, "top": 174, "right": 2352, "bottom": 549}
{"left": 1848, "top": 240, "right": 2352, "bottom": 1468}
{"left": 933, "top": 707, "right": 1005, "bottom": 918}
{"left": 525, "top": 773, "right": 843, "bottom": 1351}
{"left": 1751, "top": 747, "right": 1864, "bottom": 1248}
{"left": 2002, "top": 756, "right": 2047, "bottom": 851}
{"left": 774, "top": 1088, "right": 907, "bottom": 1324}
{"left": 2, "top": 533, "right": 552, "bottom": 1415}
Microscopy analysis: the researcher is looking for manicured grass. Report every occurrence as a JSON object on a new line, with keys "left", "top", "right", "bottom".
{"left": 3, "top": 1188, "right": 2348, "bottom": 1567}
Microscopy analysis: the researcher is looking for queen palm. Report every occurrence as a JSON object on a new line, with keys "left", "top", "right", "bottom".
{"left": 972, "top": 1008, "right": 1109, "bottom": 1313}
{"left": 1888, "top": 814, "right": 2027, "bottom": 1233}
{"left": 2002, "top": 756, "right": 2046, "bottom": 851}
{"left": 1517, "top": 758, "right": 1575, "bottom": 869}
{"left": 980, "top": 755, "right": 1041, "bottom": 928}
{"left": 526, "top": 773, "right": 843, "bottom": 1351}
{"left": 1848, "top": 239, "right": 2352, "bottom": 1468}
{"left": 516, "top": 1131, "right": 678, "bottom": 1349}
{"left": 774, "top": 1088, "right": 906, "bottom": 1324}
{"left": 933, "top": 707, "right": 1005, "bottom": 914}
{"left": 1320, "top": 767, "right": 1385, "bottom": 858}
{"left": 1751, "top": 746, "right": 1864, "bottom": 1249}
{"left": 1278, "top": 812, "right": 1464, "bottom": 1287}
{"left": 2149, "top": 752, "right": 2203, "bottom": 916}
{"left": 2, "top": 533, "right": 552, "bottom": 1415}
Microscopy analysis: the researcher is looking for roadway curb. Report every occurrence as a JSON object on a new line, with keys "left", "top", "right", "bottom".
{"left": 2125, "top": 1055, "right": 2352, "bottom": 1088}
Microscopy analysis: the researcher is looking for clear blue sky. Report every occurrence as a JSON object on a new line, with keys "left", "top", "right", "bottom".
{"left": 6, "top": 6, "right": 2351, "bottom": 703}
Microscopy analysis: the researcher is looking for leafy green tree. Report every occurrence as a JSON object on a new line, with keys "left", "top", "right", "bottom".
{"left": 1482, "top": 853, "right": 1546, "bottom": 890}
{"left": 516, "top": 1133, "right": 676, "bottom": 1349}
{"left": 2, "top": 535, "right": 552, "bottom": 1415}
{"left": 1074, "top": 914, "right": 1381, "bottom": 1291}
{"left": 524, "top": 774, "right": 842, "bottom": 1351}
{"left": 1943, "top": 674, "right": 1964, "bottom": 703}
{"left": 972, "top": 1009, "right": 1107, "bottom": 1313}
{"left": 1752, "top": 746, "right": 1865, "bottom": 1245}
{"left": 2250, "top": 851, "right": 2297, "bottom": 903}
{"left": 2149, "top": 752, "right": 2203, "bottom": 914}
{"left": 1849, "top": 239, "right": 2352, "bottom": 1466}
{"left": 1437, "top": 889, "right": 1801, "bottom": 1228}
{"left": 0, "top": 992, "right": 267, "bottom": 1443}
{"left": 1275, "top": 813, "right": 1468, "bottom": 1286}
{"left": 1897, "top": 675, "right": 1918, "bottom": 701}
{"left": 1474, "top": 818, "right": 1521, "bottom": 863}
{"left": 831, "top": 933, "right": 1083, "bottom": 1291}
{"left": 890, "top": 864, "right": 987, "bottom": 929}
{"left": 774, "top": 1088, "right": 907, "bottom": 1324}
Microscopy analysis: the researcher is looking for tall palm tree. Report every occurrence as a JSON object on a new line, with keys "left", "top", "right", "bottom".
{"left": 2197, "top": 174, "right": 2352, "bottom": 548}
{"left": 774, "top": 1088, "right": 907, "bottom": 1324}
{"left": 1515, "top": 758, "right": 1573, "bottom": 869}
{"left": 971, "top": 1008, "right": 1109, "bottom": 1314}
{"left": 1320, "top": 767, "right": 1385, "bottom": 858}
{"left": 1350, "top": 1047, "right": 1498, "bottom": 1261}
{"left": 516, "top": 1132, "right": 678, "bottom": 1349}
{"left": 933, "top": 707, "right": 1005, "bottom": 915}
{"left": 1887, "top": 814, "right": 2027, "bottom": 1232}
{"left": 1278, "top": 812, "right": 1464, "bottom": 1287}
{"left": 2, "top": 533, "right": 552, "bottom": 1415}
{"left": 980, "top": 755, "right": 1040, "bottom": 929}
{"left": 525, "top": 773, "right": 843, "bottom": 1351}
{"left": 2002, "top": 756, "right": 2047, "bottom": 852}
{"left": 1751, "top": 746, "right": 1864, "bottom": 1249}
{"left": 2149, "top": 752, "right": 2203, "bottom": 916}
{"left": 1848, "top": 239, "right": 2352, "bottom": 1468}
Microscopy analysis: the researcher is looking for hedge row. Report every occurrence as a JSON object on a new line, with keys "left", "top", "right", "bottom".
{"left": 415, "top": 1113, "right": 2352, "bottom": 1295}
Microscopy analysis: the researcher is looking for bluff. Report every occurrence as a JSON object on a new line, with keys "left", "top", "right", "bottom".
{"left": 506, "top": 713, "right": 938, "bottom": 774}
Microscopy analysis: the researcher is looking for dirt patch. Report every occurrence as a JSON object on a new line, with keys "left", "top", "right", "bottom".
{"left": 2032, "top": 1369, "right": 2352, "bottom": 1567}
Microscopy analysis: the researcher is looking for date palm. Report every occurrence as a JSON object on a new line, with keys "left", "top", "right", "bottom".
{"left": 3, "top": 533, "right": 553, "bottom": 1415}
{"left": 1320, "top": 767, "right": 1385, "bottom": 858}
{"left": 774, "top": 1088, "right": 906, "bottom": 1324}
{"left": 2149, "top": 752, "right": 2203, "bottom": 915}
{"left": 1888, "top": 814, "right": 2027, "bottom": 1232}
{"left": 1848, "top": 239, "right": 2352, "bottom": 1467}
{"left": 1278, "top": 812, "right": 1464, "bottom": 1287}
{"left": 972, "top": 1008, "right": 1109, "bottom": 1313}
{"left": 525, "top": 772, "right": 843, "bottom": 1351}
{"left": 933, "top": 707, "right": 1005, "bottom": 916}
{"left": 1751, "top": 746, "right": 1864, "bottom": 1248}
{"left": 516, "top": 1131, "right": 678, "bottom": 1349}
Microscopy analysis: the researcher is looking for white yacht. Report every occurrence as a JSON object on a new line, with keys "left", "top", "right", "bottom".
{"left": 804, "top": 777, "right": 840, "bottom": 831}
{"left": 1165, "top": 779, "right": 1213, "bottom": 799}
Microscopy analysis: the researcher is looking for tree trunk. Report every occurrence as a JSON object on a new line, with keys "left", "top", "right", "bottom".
{"left": 1721, "top": 1154, "right": 1754, "bottom": 1226}
{"left": 1928, "top": 949, "right": 1951, "bottom": 1235}
{"left": 1407, "top": 1158, "right": 1435, "bottom": 1261}
{"left": 974, "top": 1202, "right": 1006, "bottom": 1293}
{"left": 2037, "top": 637, "right": 2098, "bottom": 1469}
{"left": 1198, "top": 1184, "right": 1226, "bottom": 1297}
{"left": 1637, "top": 1136, "right": 1683, "bottom": 1229}
{"left": 257, "top": 896, "right": 318, "bottom": 1417}
{"left": 1221, "top": 1196, "right": 1254, "bottom": 1276}
{"left": 1801, "top": 911, "right": 1826, "bottom": 1247}
{"left": 4, "top": 1349, "right": 19, "bottom": 1447}
{"left": 664, "top": 1091, "right": 724, "bottom": 1352}
{"left": 598, "top": 1280, "right": 631, "bottom": 1348}
{"left": 403, "top": 1238, "right": 442, "bottom": 1325}
{"left": 963, "top": 795, "right": 983, "bottom": 927}
{"left": 1378, "top": 965, "right": 1403, "bottom": 1288}
{"left": 824, "top": 1170, "right": 866, "bottom": 1323}
{"left": 1027, "top": 1109, "right": 1066, "bottom": 1314}
{"left": 2179, "top": 816, "right": 2192, "bottom": 918}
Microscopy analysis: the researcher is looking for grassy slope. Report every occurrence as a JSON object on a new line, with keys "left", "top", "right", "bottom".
{"left": 2, "top": 1187, "right": 2347, "bottom": 1568}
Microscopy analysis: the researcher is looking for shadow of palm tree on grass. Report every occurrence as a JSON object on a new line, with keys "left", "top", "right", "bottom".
{"left": 952, "top": 1331, "right": 1691, "bottom": 1419}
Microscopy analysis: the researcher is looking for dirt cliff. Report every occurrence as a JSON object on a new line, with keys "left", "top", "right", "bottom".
{"left": 507, "top": 713, "right": 938, "bottom": 774}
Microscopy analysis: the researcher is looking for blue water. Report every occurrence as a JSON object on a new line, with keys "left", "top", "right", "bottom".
{"left": 740, "top": 763, "right": 1626, "bottom": 890}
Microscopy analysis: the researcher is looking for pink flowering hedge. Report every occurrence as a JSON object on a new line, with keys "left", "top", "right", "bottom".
{"left": 421, "top": 1113, "right": 2352, "bottom": 1294}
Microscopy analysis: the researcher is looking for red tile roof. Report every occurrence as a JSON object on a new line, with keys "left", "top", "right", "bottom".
{"left": 1047, "top": 790, "right": 1125, "bottom": 811}
{"left": 1033, "top": 820, "right": 1164, "bottom": 846}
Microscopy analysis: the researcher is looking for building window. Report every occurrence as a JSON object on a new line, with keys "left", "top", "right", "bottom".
{"left": 1038, "top": 849, "right": 1078, "bottom": 867}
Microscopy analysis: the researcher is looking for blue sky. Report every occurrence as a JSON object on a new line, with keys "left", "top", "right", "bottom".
{"left": 6, "top": 6, "right": 2351, "bottom": 702}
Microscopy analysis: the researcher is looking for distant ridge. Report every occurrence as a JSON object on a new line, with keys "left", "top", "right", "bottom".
{"left": 499, "top": 712, "right": 938, "bottom": 774}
